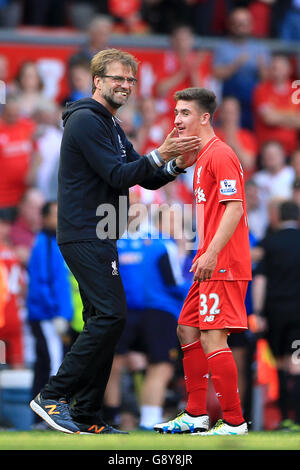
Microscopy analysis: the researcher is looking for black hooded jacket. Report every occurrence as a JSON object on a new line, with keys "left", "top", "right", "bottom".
{"left": 57, "top": 98, "right": 175, "bottom": 244}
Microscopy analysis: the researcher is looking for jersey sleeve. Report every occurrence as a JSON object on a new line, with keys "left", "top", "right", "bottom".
{"left": 210, "top": 148, "right": 245, "bottom": 204}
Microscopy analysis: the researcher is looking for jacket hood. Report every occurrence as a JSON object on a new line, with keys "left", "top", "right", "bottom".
{"left": 62, "top": 98, "right": 113, "bottom": 127}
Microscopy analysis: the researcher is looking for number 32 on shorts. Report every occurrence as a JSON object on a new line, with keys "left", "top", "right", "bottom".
{"left": 200, "top": 293, "right": 220, "bottom": 323}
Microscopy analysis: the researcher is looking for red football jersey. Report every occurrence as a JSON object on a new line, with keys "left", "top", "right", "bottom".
{"left": 193, "top": 136, "right": 252, "bottom": 281}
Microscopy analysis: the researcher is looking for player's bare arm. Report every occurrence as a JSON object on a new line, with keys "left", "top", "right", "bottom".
{"left": 190, "top": 200, "right": 244, "bottom": 282}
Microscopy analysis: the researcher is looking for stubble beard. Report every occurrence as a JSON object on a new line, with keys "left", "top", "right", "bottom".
{"left": 103, "top": 90, "right": 128, "bottom": 110}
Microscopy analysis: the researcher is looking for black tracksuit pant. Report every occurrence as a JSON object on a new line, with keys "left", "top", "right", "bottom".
{"left": 41, "top": 240, "right": 127, "bottom": 424}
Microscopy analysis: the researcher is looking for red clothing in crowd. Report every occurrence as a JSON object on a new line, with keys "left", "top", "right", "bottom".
{"left": 0, "top": 117, "right": 36, "bottom": 208}
{"left": 253, "top": 80, "right": 300, "bottom": 155}
{"left": 0, "top": 260, "right": 7, "bottom": 328}
{"left": 0, "top": 242, "right": 24, "bottom": 366}
{"left": 155, "top": 51, "right": 213, "bottom": 119}
{"left": 215, "top": 128, "right": 258, "bottom": 180}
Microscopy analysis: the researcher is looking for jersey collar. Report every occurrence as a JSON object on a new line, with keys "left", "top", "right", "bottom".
{"left": 197, "top": 136, "right": 219, "bottom": 160}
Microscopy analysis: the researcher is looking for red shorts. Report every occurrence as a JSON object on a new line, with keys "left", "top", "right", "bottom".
{"left": 179, "top": 280, "right": 248, "bottom": 333}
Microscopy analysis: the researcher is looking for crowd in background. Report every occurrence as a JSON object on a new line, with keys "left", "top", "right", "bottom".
{"left": 0, "top": 0, "right": 300, "bottom": 40}
{"left": 0, "top": 1, "right": 300, "bottom": 431}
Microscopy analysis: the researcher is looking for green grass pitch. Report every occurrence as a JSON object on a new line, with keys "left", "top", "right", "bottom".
{"left": 0, "top": 430, "right": 300, "bottom": 451}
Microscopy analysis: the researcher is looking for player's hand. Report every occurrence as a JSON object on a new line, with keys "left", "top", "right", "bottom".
{"left": 175, "top": 149, "right": 199, "bottom": 169}
{"left": 158, "top": 128, "right": 201, "bottom": 162}
{"left": 190, "top": 251, "right": 218, "bottom": 282}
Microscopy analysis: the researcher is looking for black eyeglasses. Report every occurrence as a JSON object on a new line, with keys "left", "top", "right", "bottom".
{"left": 101, "top": 75, "right": 138, "bottom": 86}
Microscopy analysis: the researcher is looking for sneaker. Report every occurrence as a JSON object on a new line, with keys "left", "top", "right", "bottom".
{"left": 192, "top": 419, "right": 248, "bottom": 436}
{"left": 154, "top": 411, "right": 209, "bottom": 434}
{"left": 74, "top": 421, "right": 129, "bottom": 435}
{"left": 30, "top": 393, "right": 80, "bottom": 434}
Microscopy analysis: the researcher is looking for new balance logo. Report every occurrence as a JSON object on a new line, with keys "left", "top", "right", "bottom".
{"left": 45, "top": 405, "right": 60, "bottom": 415}
{"left": 88, "top": 425, "right": 105, "bottom": 433}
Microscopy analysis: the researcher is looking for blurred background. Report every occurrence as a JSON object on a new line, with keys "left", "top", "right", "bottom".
{"left": 0, "top": 0, "right": 300, "bottom": 434}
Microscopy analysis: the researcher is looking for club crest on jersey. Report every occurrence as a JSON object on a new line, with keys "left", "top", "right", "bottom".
{"left": 220, "top": 179, "right": 237, "bottom": 195}
{"left": 111, "top": 260, "right": 119, "bottom": 276}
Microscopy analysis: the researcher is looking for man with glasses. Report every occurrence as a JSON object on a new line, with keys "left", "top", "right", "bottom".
{"left": 30, "top": 48, "right": 201, "bottom": 435}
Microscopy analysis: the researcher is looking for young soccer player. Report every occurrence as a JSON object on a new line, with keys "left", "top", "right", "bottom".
{"left": 155, "top": 87, "right": 252, "bottom": 435}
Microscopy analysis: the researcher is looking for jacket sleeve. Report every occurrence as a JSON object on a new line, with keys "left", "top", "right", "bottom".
{"left": 124, "top": 138, "right": 176, "bottom": 190}
{"left": 71, "top": 112, "right": 173, "bottom": 190}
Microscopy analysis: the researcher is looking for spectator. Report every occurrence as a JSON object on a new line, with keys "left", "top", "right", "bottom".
{"left": 183, "top": 0, "right": 233, "bottom": 37}
{"left": 0, "top": 209, "right": 24, "bottom": 369}
{"left": 62, "top": 57, "right": 92, "bottom": 106}
{"left": 268, "top": 0, "right": 291, "bottom": 38}
{"left": 10, "top": 188, "right": 45, "bottom": 267}
{"left": 69, "top": 14, "right": 114, "bottom": 64}
{"left": 108, "top": 0, "right": 149, "bottom": 34}
{"left": 155, "top": 24, "right": 213, "bottom": 120}
{"left": 0, "top": 94, "right": 37, "bottom": 216}
{"left": 215, "top": 96, "right": 258, "bottom": 180}
{"left": 0, "top": 0, "right": 21, "bottom": 27}
{"left": 0, "top": 54, "right": 8, "bottom": 113}
{"left": 0, "top": 54, "right": 8, "bottom": 81}
{"left": 292, "top": 178, "right": 300, "bottom": 211}
{"left": 253, "top": 53, "right": 300, "bottom": 156}
{"left": 141, "top": 0, "right": 192, "bottom": 34}
{"left": 279, "top": 0, "right": 300, "bottom": 41}
{"left": 253, "top": 140, "right": 294, "bottom": 213}
{"left": 12, "top": 61, "right": 46, "bottom": 118}
{"left": 117, "top": 105, "right": 139, "bottom": 149}
{"left": 213, "top": 7, "right": 270, "bottom": 129}
{"left": 30, "top": 100, "right": 63, "bottom": 201}
{"left": 0, "top": 257, "right": 7, "bottom": 329}
{"left": 248, "top": 0, "right": 275, "bottom": 38}
{"left": 68, "top": 0, "right": 99, "bottom": 31}
{"left": 265, "top": 196, "right": 287, "bottom": 237}
{"left": 253, "top": 200, "right": 300, "bottom": 431}
{"left": 27, "top": 201, "right": 73, "bottom": 427}
{"left": 245, "top": 179, "right": 268, "bottom": 241}
{"left": 291, "top": 148, "right": 300, "bottom": 181}
{"left": 22, "top": 0, "right": 68, "bottom": 27}
{"left": 135, "top": 97, "right": 171, "bottom": 155}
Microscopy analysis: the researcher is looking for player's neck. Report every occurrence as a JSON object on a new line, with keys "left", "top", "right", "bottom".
{"left": 199, "top": 128, "right": 216, "bottom": 150}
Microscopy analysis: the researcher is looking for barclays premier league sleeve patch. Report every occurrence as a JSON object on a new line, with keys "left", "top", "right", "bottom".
{"left": 219, "top": 179, "right": 237, "bottom": 195}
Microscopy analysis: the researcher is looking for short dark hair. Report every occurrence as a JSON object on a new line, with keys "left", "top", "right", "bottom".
{"left": 42, "top": 201, "right": 57, "bottom": 218}
{"left": 279, "top": 200, "right": 299, "bottom": 222}
{"left": 174, "top": 87, "right": 217, "bottom": 123}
